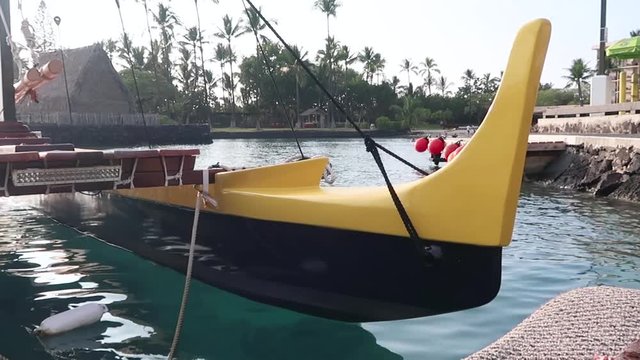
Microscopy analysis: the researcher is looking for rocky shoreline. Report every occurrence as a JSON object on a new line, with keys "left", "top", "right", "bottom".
{"left": 533, "top": 144, "right": 640, "bottom": 202}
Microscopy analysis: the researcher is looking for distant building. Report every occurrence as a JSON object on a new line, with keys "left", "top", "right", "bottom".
{"left": 299, "top": 107, "right": 327, "bottom": 128}
{"left": 17, "top": 44, "right": 133, "bottom": 116}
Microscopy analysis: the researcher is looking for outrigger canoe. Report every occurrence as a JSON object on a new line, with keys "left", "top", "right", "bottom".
{"left": 6, "top": 19, "right": 550, "bottom": 322}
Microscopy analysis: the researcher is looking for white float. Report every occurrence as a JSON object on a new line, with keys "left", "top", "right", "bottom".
{"left": 36, "top": 303, "right": 108, "bottom": 336}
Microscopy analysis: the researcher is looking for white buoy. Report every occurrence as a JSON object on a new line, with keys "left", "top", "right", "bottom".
{"left": 36, "top": 303, "right": 108, "bottom": 336}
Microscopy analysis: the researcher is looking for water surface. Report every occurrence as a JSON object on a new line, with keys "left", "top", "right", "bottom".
{"left": 0, "top": 138, "right": 638, "bottom": 359}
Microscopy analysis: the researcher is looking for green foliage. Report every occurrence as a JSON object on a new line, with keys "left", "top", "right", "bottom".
{"left": 375, "top": 116, "right": 408, "bottom": 131}
{"left": 563, "top": 58, "right": 593, "bottom": 106}
{"left": 536, "top": 88, "right": 577, "bottom": 106}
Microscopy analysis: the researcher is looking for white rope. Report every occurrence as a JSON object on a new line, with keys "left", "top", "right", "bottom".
{"left": 167, "top": 169, "right": 216, "bottom": 359}
{"left": 167, "top": 191, "right": 202, "bottom": 360}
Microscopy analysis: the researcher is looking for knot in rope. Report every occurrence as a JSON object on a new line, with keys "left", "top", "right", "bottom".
{"left": 364, "top": 136, "right": 377, "bottom": 153}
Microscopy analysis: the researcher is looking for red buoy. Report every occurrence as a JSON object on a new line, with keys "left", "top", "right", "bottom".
{"left": 443, "top": 142, "right": 461, "bottom": 160}
{"left": 414, "top": 137, "right": 429, "bottom": 153}
{"left": 447, "top": 144, "right": 465, "bottom": 162}
{"left": 428, "top": 137, "right": 445, "bottom": 155}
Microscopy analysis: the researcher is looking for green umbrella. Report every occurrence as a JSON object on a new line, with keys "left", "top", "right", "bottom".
{"left": 606, "top": 36, "right": 640, "bottom": 59}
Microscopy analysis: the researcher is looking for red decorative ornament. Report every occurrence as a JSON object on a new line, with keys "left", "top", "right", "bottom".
{"left": 428, "top": 137, "right": 445, "bottom": 155}
{"left": 447, "top": 144, "right": 465, "bottom": 162}
{"left": 414, "top": 137, "right": 429, "bottom": 153}
{"left": 443, "top": 142, "right": 461, "bottom": 160}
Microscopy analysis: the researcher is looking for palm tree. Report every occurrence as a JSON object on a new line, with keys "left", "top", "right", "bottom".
{"left": 563, "top": 58, "right": 593, "bottom": 106}
{"left": 336, "top": 45, "right": 357, "bottom": 79}
{"left": 313, "top": 0, "right": 341, "bottom": 39}
{"left": 215, "top": 15, "right": 246, "bottom": 126}
{"left": 480, "top": 73, "right": 500, "bottom": 93}
{"left": 358, "top": 46, "right": 376, "bottom": 83}
{"left": 373, "top": 54, "right": 386, "bottom": 84}
{"left": 152, "top": 3, "right": 180, "bottom": 81}
{"left": 134, "top": 0, "right": 158, "bottom": 77}
{"left": 316, "top": 36, "right": 339, "bottom": 67}
{"left": 419, "top": 57, "right": 440, "bottom": 95}
{"left": 400, "top": 59, "right": 418, "bottom": 86}
{"left": 461, "top": 69, "right": 477, "bottom": 87}
{"left": 213, "top": 43, "right": 229, "bottom": 109}
{"left": 289, "top": 45, "right": 309, "bottom": 128}
{"left": 390, "top": 76, "right": 400, "bottom": 94}
{"left": 194, "top": 0, "right": 218, "bottom": 108}
{"left": 181, "top": 27, "right": 200, "bottom": 86}
{"left": 436, "top": 75, "right": 452, "bottom": 96}
{"left": 630, "top": 29, "right": 640, "bottom": 37}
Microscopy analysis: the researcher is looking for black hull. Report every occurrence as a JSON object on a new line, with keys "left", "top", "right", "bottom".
{"left": 37, "top": 193, "right": 502, "bottom": 322}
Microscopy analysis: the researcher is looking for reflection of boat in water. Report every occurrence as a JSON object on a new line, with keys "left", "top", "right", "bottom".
{"left": 0, "top": 203, "right": 401, "bottom": 359}
{"left": 0, "top": 0, "right": 551, "bottom": 322}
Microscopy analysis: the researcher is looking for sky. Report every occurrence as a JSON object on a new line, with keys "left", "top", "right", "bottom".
{"left": 9, "top": 0, "right": 640, "bottom": 91}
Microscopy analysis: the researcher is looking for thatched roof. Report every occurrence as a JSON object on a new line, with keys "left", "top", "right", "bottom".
{"left": 300, "top": 107, "right": 326, "bottom": 116}
{"left": 17, "top": 44, "right": 133, "bottom": 114}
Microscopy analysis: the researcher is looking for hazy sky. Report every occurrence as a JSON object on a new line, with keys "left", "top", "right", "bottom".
{"left": 10, "top": 0, "right": 640, "bottom": 90}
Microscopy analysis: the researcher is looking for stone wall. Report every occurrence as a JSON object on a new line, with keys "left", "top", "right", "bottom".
{"left": 535, "top": 145, "right": 640, "bottom": 202}
{"left": 28, "top": 123, "right": 212, "bottom": 147}
{"left": 535, "top": 114, "right": 640, "bottom": 134}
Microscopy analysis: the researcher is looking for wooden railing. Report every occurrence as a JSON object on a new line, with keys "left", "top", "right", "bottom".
{"left": 17, "top": 112, "right": 160, "bottom": 126}
{"left": 535, "top": 102, "right": 640, "bottom": 118}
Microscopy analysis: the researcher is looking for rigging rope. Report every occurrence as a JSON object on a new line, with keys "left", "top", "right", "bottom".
{"left": 243, "top": 0, "right": 429, "bottom": 257}
{"left": 114, "top": 0, "right": 151, "bottom": 149}
{"left": 241, "top": 0, "right": 305, "bottom": 160}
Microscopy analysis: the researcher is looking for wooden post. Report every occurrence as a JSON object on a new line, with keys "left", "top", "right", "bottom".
{"left": 632, "top": 73, "right": 639, "bottom": 102}
{"left": 619, "top": 72, "right": 627, "bottom": 103}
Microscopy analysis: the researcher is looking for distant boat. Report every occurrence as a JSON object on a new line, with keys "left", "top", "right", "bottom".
{"left": 0, "top": 14, "right": 551, "bottom": 322}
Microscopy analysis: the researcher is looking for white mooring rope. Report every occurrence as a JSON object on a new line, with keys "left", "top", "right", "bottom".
{"left": 167, "top": 191, "right": 202, "bottom": 359}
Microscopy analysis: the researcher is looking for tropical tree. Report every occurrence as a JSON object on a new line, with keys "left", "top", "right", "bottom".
{"left": 134, "top": 0, "right": 158, "bottom": 77}
{"left": 563, "top": 58, "right": 593, "bottom": 106}
{"left": 181, "top": 26, "right": 201, "bottom": 87}
{"left": 336, "top": 45, "right": 357, "bottom": 81}
{"left": 358, "top": 46, "right": 376, "bottom": 83}
{"left": 194, "top": 0, "right": 218, "bottom": 108}
{"left": 436, "top": 75, "right": 452, "bottom": 96}
{"left": 213, "top": 43, "right": 229, "bottom": 108}
{"left": 289, "top": 45, "right": 310, "bottom": 128}
{"left": 390, "top": 95, "right": 429, "bottom": 127}
{"left": 419, "top": 57, "right": 440, "bottom": 95}
{"left": 400, "top": 59, "right": 418, "bottom": 87}
{"left": 215, "top": 15, "right": 246, "bottom": 126}
{"left": 313, "top": 0, "right": 341, "bottom": 39}
{"left": 152, "top": 3, "right": 180, "bottom": 81}
{"left": 630, "top": 29, "right": 640, "bottom": 37}
{"left": 480, "top": 73, "right": 500, "bottom": 94}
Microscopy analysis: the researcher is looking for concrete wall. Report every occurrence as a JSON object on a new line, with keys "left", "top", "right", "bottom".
{"left": 535, "top": 114, "right": 640, "bottom": 134}
{"left": 28, "top": 124, "right": 212, "bottom": 147}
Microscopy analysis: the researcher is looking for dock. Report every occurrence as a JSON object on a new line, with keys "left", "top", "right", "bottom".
{"left": 466, "top": 286, "right": 640, "bottom": 359}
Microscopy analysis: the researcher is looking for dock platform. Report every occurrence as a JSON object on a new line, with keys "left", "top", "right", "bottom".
{"left": 466, "top": 286, "right": 640, "bottom": 359}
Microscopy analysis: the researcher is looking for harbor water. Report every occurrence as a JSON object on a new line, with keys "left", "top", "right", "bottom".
{"left": 0, "top": 138, "right": 639, "bottom": 359}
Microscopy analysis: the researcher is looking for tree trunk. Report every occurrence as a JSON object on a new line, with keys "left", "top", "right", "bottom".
{"left": 228, "top": 41, "right": 237, "bottom": 128}
{"left": 296, "top": 71, "right": 300, "bottom": 128}
{"left": 577, "top": 81, "right": 583, "bottom": 106}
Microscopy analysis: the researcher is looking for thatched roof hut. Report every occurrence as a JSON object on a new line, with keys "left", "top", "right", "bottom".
{"left": 17, "top": 44, "right": 133, "bottom": 114}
